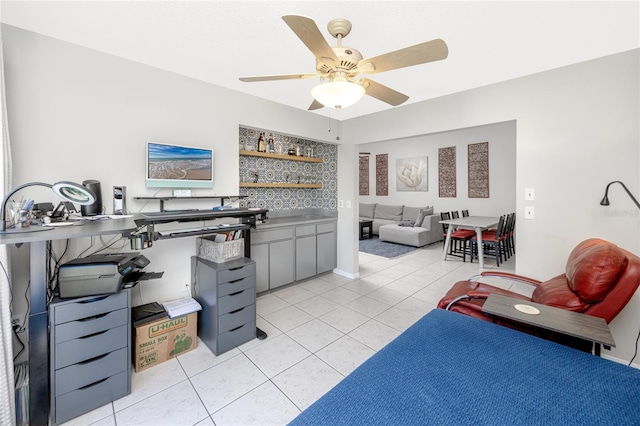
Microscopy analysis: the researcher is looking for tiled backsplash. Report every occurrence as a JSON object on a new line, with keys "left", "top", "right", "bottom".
{"left": 239, "top": 126, "right": 338, "bottom": 211}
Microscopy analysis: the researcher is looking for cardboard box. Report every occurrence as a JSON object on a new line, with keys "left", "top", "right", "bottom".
{"left": 134, "top": 312, "right": 197, "bottom": 372}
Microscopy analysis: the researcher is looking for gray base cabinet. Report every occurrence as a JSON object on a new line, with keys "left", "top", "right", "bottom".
{"left": 191, "top": 256, "right": 257, "bottom": 355}
{"left": 251, "top": 219, "right": 337, "bottom": 291}
{"left": 317, "top": 222, "right": 337, "bottom": 274}
{"left": 49, "top": 290, "right": 131, "bottom": 426}
{"left": 250, "top": 227, "right": 295, "bottom": 290}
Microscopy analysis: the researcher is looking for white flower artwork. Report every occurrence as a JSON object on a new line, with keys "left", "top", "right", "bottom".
{"left": 396, "top": 156, "right": 428, "bottom": 191}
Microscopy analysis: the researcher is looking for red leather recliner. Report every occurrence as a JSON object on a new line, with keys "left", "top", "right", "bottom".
{"left": 437, "top": 238, "right": 640, "bottom": 348}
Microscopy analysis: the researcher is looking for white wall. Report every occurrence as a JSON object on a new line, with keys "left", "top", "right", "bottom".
{"left": 346, "top": 49, "right": 640, "bottom": 363}
{"left": 2, "top": 24, "right": 354, "bottom": 320}
{"left": 358, "top": 121, "right": 516, "bottom": 216}
{"left": 4, "top": 23, "right": 640, "bottom": 364}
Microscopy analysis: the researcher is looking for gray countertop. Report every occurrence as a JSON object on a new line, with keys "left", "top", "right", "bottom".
{"left": 257, "top": 214, "right": 337, "bottom": 229}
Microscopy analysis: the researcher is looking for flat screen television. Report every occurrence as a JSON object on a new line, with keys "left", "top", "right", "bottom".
{"left": 146, "top": 141, "right": 214, "bottom": 189}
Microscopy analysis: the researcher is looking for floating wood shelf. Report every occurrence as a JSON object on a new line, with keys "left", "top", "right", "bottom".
{"left": 239, "top": 150, "right": 323, "bottom": 163}
{"left": 239, "top": 182, "right": 323, "bottom": 189}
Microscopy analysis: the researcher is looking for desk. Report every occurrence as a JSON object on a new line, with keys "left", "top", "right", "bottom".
{"left": 482, "top": 293, "right": 615, "bottom": 356}
{"left": 0, "top": 218, "right": 138, "bottom": 426}
{"left": 1, "top": 208, "right": 266, "bottom": 425}
{"left": 440, "top": 216, "right": 499, "bottom": 268}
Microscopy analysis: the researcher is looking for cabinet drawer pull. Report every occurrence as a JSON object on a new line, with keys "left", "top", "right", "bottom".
{"left": 229, "top": 290, "right": 244, "bottom": 296}
{"left": 229, "top": 307, "right": 246, "bottom": 315}
{"left": 229, "top": 266, "right": 244, "bottom": 271}
{"left": 78, "top": 329, "right": 108, "bottom": 340}
{"left": 79, "top": 376, "right": 109, "bottom": 390}
{"left": 78, "top": 352, "right": 109, "bottom": 365}
{"left": 228, "top": 325, "right": 244, "bottom": 332}
{"left": 76, "top": 296, "right": 109, "bottom": 304}
{"left": 228, "top": 278, "right": 243, "bottom": 284}
{"left": 77, "top": 312, "right": 109, "bottom": 322}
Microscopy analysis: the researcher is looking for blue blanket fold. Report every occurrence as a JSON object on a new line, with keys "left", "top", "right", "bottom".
{"left": 290, "top": 309, "right": 640, "bottom": 425}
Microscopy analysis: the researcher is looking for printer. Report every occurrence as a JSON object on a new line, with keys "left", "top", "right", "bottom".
{"left": 57, "top": 252, "right": 161, "bottom": 299}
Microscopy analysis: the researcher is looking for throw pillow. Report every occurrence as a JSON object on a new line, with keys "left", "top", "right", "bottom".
{"left": 399, "top": 220, "right": 415, "bottom": 227}
{"left": 414, "top": 207, "right": 434, "bottom": 227}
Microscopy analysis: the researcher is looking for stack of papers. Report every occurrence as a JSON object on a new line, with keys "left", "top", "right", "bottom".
{"left": 162, "top": 297, "right": 202, "bottom": 319}
{"left": 14, "top": 362, "right": 29, "bottom": 426}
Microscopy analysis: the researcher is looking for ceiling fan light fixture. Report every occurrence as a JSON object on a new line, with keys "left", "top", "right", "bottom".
{"left": 311, "top": 80, "right": 365, "bottom": 109}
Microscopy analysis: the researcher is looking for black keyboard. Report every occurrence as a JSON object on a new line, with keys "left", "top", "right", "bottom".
{"left": 140, "top": 210, "right": 214, "bottom": 219}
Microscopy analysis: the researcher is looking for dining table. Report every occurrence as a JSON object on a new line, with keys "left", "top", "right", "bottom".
{"left": 439, "top": 216, "right": 500, "bottom": 268}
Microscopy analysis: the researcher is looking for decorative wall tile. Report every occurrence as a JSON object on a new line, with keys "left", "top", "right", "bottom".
{"left": 468, "top": 141, "right": 489, "bottom": 198}
{"left": 438, "top": 146, "right": 456, "bottom": 198}
{"left": 239, "top": 127, "right": 338, "bottom": 211}
{"left": 376, "top": 154, "right": 388, "bottom": 196}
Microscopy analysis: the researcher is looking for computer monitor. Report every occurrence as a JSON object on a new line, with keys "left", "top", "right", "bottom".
{"left": 145, "top": 141, "right": 214, "bottom": 189}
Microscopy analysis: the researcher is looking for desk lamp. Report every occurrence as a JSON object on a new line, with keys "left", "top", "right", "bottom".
{"left": 1, "top": 181, "right": 96, "bottom": 232}
{"left": 600, "top": 181, "right": 640, "bottom": 210}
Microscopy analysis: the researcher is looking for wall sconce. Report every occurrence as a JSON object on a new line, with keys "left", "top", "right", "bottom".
{"left": 600, "top": 181, "right": 640, "bottom": 210}
{"left": 1, "top": 181, "right": 96, "bottom": 232}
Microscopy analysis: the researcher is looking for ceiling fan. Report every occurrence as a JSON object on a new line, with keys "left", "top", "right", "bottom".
{"left": 239, "top": 15, "right": 449, "bottom": 111}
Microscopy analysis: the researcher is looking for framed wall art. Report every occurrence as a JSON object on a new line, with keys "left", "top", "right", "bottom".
{"left": 396, "top": 156, "right": 428, "bottom": 192}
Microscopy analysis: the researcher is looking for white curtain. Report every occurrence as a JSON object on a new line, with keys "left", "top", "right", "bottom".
{"left": 0, "top": 25, "right": 16, "bottom": 426}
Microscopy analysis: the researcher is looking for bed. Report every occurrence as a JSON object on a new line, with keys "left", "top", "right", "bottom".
{"left": 289, "top": 309, "right": 640, "bottom": 425}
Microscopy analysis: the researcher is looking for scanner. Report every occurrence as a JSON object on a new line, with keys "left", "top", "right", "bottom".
{"left": 57, "top": 252, "right": 163, "bottom": 299}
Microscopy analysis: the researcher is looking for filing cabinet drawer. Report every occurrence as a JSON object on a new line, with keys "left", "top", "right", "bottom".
{"left": 53, "top": 292, "right": 128, "bottom": 324}
{"left": 55, "top": 370, "right": 129, "bottom": 425}
{"left": 55, "top": 347, "right": 127, "bottom": 396}
{"left": 55, "top": 324, "right": 128, "bottom": 369}
{"left": 218, "top": 275, "right": 255, "bottom": 297}
{"left": 217, "top": 261, "right": 256, "bottom": 283}
{"left": 296, "top": 224, "right": 316, "bottom": 236}
{"left": 317, "top": 222, "right": 336, "bottom": 233}
{"left": 217, "top": 320, "right": 256, "bottom": 354}
{"left": 218, "top": 287, "right": 255, "bottom": 315}
{"left": 218, "top": 304, "right": 256, "bottom": 333}
{"left": 54, "top": 308, "right": 128, "bottom": 344}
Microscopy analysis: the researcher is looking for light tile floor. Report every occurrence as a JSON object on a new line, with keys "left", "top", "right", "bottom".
{"left": 62, "top": 243, "right": 516, "bottom": 426}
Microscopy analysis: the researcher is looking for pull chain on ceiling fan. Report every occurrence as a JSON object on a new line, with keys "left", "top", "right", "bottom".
{"left": 240, "top": 15, "right": 448, "bottom": 111}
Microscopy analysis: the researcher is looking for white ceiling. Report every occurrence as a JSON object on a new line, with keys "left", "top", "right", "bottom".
{"left": 2, "top": 1, "right": 639, "bottom": 120}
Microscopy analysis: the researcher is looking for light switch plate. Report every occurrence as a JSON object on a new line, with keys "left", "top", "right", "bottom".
{"left": 525, "top": 206, "right": 535, "bottom": 220}
{"left": 525, "top": 188, "right": 535, "bottom": 201}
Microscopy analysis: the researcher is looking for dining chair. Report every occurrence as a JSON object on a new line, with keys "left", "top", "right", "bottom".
{"left": 462, "top": 209, "right": 469, "bottom": 217}
{"left": 441, "top": 211, "right": 475, "bottom": 261}
{"left": 470, "top": 215, "right": 507, "bottom": 266}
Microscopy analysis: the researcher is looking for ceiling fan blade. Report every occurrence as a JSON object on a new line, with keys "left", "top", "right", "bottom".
{"left": 357, "top": 39, "right": 448, "bottom": 74}
{"left": 282, "top": 15, "right": 339, "bottom": 65}
{"left": 239, "top": 73, "right": 317, "bottom": 82}
{"left": 308, "top": 100, "right": 324, "bottom": 110}
{"left": 361, "top": 78, "right": 409, "bottom": 106}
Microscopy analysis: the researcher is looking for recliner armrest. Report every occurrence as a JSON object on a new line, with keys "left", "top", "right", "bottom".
{"left": 480, "top": 271, "right": 542, "bottom": 286}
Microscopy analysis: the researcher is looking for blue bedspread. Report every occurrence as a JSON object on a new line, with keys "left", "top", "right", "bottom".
{"left": 290, "top": 309, "right": 640, "bottom": 425}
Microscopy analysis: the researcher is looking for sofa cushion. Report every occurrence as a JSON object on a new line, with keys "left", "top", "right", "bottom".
{"left": 402, "top": 206, "right": 421, "bottom": 222}
{"left": 360, "top": 203, "right": 376, "bottom": 219}
{"left": 374, "top": 204, "right": 403, "bottom": 221}
{"left": 414, "top": 207, "right": 434, "bottom": 227}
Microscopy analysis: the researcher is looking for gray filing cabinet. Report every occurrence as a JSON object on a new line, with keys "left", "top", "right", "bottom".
{"left": 191, "top": 256, "right": 256, "bottom": 355}
{"left": 49, "top": 290, "right": 131, "bottom": 425}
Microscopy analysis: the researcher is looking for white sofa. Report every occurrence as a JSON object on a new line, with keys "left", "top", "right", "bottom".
{"left": 359, "top": 203, "right": 443, "bottom": 247}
